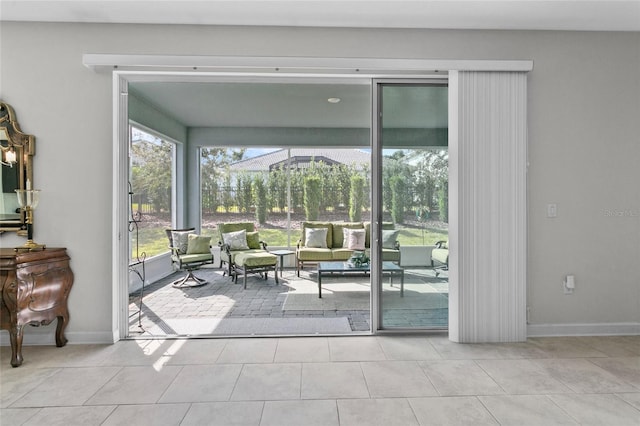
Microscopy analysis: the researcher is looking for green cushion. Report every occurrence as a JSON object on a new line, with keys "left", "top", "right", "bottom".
{"left": 331, "top": 248, "right": 354, "bottom": 260}
{"left": 221, "top": 248, "right": 265, "bottom": 264}
{"left": 381, "top": 230, "right": 400, "bottom": 249}
{"left": 332, "top": 222, "right": 363, "bottom": 248}
{"left": 186, "top": 234, "right": 211, "bottom": 254}
{"left": 297, "top": 248, "right": 333, "bottom": 261}
{"left": 235, "top": 251, "right": 277, "bottom": 268}
{"left": 364, "top": 222, "right": 395, "bottom": 248}
{"left": 246, "top": 231, "right": 261, "bottom": 249}
{"left": 431, "top": 248, "right": 449, "bottom": 265}
{"left": 382, "top": 248, "right": 401, "bottom": 262}
{"left": 175, "top": 253, "right": 213, "bottom": 264}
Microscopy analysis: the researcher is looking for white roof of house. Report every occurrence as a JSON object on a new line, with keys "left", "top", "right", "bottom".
{"left": 230, "top": 148, "right": 370, "bottom": 172}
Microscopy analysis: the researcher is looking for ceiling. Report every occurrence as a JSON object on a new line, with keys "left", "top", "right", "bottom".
{"left": 130, "top": 81, "right": 373, "bottom": 128}
{"left": 130, "top": 81, "right": 449, "bottom": 129}
{"left": 2, "top": 1, "right": 639, "bottom": 31}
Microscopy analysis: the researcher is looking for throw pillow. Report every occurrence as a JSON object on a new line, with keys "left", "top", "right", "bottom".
{"left": 246, "top": 231, "right": 261, "bottom": 249}
{"left": 344, "top": 228, "right": 366, "bottom": 250}
{"left": 305, "top": 227, "right": 328, "bottom": 248}
{"left": 222, "top": 229, "right": 249, "bottom": 250}
{"left": 381, "top": 230, "right": 400, "bottom": 249}
{"left": 342, "top": 227, "right": 355, "bottom": 248}
{"left": 186, "top": 234, "right": 212, "bottom": 254}
{"left": 172, "top": 230, "right": 195, "bottom": 254}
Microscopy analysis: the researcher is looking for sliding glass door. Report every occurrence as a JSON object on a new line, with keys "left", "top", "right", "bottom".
{"left": 373, "top": 81, "right": 449, "bottom": 330}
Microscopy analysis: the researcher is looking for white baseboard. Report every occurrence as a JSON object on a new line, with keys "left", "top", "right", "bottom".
{"left": 0, "top": 330, "right": 115, "bottom": 346}
{"left": 3, "top": 324, "right": 637, "bottom": 346}
{"left": 528, "top": 322, "right": 640, "bottom": 337}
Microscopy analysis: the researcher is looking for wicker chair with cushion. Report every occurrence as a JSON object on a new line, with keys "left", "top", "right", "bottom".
{"left": 218, "top": 222, "right": 278, "bottom": 288}
{"left": 166, "top": 228, "right": 214, "bottom": 288}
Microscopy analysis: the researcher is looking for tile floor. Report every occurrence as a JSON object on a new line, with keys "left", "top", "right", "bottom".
{"left": 1, "top": 335, "right": 639, "bottom": 425}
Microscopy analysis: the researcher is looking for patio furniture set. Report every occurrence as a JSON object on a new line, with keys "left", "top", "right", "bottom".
{"left": 167, "top": 221, "right": 448, "bottom": 296}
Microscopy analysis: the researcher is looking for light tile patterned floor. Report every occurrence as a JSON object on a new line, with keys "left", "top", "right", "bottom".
{"left": 1, "top": 335, "right": 639, "bottom": 425}
{"left": 128, "top": 266, "right": 449, "bottom": 336}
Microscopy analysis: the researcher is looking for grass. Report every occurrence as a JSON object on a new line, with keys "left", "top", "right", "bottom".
{"left": 132, "top": 224, "right": 448, "bottom": 260}
{"left": 131, "top": 228, "right": 169, "bottom": 259}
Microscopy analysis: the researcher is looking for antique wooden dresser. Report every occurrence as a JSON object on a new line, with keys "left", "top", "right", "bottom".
{"left": 0, "top": 247, "right": 73, "bottom": 367}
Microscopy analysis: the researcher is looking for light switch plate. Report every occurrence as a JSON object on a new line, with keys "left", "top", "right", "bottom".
{"left": 547, "top": 203, "right": 557, "bottom": 218}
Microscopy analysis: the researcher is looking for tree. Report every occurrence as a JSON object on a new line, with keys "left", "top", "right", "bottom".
{"left": 333, "top": 163, "right": 353, "bottom": 211}
{"left": 413, "top": 149, "right": 448, "bottom": 220}
{"left": 438, "top": 178, "right": 448, "bottom": 223}
{"left": 303, "top": 174, "right": 322, "bottom": 220}
{"left": 267, "top": 164, "right": 287, "bottom": 212}
{"left": 414, "top": 159, "right": 435, "bottom": 216}
{"left": 290, "top": 168, "right": 304, "bottom": 212}
{"left": 306, "top": 159, "right": 332, "bottom": 212}
{"left": 222, "top": 170, "right": 233, "bottom": 212}
{"left": 130, "top": 138, "right": 173, "bottom": 214}
{"left": 200, "top": 147, "right": 246, "bottom": 214}
{"left": 349, "top": 173, "right": 365, "bottom": 222}
{"left": 253, "top": 175, "right": 267, "bottom": 224}
{"left": 239, "top": 172, "right": 253, "bottom": 213}
{"left": 389, "top": 175, "right": 407, "bottom": 224}
{"left": 382, "top": 151, "right": 412, "bottom": 218}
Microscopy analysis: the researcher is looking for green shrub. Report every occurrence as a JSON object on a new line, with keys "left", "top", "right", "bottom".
{"left": 349, "top": 174, "right": 364, "bottom": 222}
{"left": 438, "top": 178, "right": 448, "bottom": 223}
{"left": 303, "top": 175, "right": 322, "bottom": 220}
{"left": 253, "top": 176, "right": 267, "bottom": 224}
{"left": 389, "top": 175, "right": 406, "bottom": 224}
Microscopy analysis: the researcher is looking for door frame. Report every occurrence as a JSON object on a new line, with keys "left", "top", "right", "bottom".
{"left": 372, "top": 79, "right": 449, "bottom": 332}
{"left": 101, "top": 55, "right": 532, "bottom": 341}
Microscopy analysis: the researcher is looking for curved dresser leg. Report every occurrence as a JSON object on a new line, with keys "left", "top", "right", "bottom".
{"left": 55, "top": 315, "right": 69, "bottom": 347}
{"left": 10, "top": 325, "right": 25, "bottom": 367}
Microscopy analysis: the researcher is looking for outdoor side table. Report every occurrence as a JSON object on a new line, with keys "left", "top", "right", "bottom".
{"left": 269, "top": 249, "right": 295, "bottom": 279}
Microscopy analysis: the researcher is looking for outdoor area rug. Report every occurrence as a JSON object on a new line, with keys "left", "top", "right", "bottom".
{"left": 283, "top": 277, "right": 448, "bottom": 311}
{"left": 144, "top": 316, "right": 352, "bottom": 336}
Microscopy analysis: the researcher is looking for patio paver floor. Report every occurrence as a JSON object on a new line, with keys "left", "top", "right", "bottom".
{"left": 128, "top": 266, "right": 448, "bottom": 336}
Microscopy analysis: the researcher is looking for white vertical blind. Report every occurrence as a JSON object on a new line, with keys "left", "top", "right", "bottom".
{"left": 449, "top": 71, "right": 528, "bottom": 342}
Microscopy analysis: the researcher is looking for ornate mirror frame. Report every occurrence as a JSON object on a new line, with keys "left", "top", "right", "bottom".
{"left": 0, "top": 101, "right": 35, "bottom": 235}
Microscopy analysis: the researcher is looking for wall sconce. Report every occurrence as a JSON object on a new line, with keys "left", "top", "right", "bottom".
{"left": 15, "top": 184, "right": 45, "bottom": 251}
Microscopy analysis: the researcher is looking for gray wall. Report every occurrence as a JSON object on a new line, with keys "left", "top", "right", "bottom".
{"left": 1, "top": 23, "right": 638, "bottom": 342}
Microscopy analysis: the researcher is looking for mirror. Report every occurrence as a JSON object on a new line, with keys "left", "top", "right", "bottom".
{"left": 0, "top": 102, "right": 35, "bottom": 234}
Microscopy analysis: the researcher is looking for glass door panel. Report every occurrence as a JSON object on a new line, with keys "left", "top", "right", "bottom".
{"left": 376, "top": 82, "right": 449, "bottom": 330}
